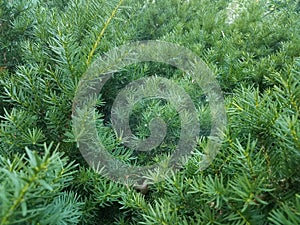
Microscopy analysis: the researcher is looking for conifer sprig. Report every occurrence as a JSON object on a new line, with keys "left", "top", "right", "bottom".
{"left": 86, "top": 0, "right": 125, "bottom": 66}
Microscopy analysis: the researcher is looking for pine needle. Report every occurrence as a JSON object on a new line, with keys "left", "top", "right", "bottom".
{"left": 86, "top": 0, "right": 124, "bottom": 66}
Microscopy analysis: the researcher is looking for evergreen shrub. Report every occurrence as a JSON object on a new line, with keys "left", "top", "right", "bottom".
{"left": 0, "top": 0, "right": 299, "bottom": 224}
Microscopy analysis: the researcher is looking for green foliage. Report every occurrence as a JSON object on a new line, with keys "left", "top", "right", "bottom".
{"left": 0, "top": 0, "right": 299, "bottom": 224}
{"left": 269, "top": 194, "right": 300, "bottom": 225}
{"left": 0, "top": 143, "right": 82, "bottom": 225}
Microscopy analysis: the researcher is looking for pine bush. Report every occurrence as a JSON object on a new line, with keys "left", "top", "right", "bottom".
{"left": 0, "top": 0, "right": 299, "bottom": 224}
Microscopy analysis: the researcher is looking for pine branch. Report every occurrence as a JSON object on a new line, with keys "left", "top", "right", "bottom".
{"left": 0, "top": 143, "right": 80, "bottom": 225}
{"left": 86, "top": 0, "right": 124, "bottom": 66}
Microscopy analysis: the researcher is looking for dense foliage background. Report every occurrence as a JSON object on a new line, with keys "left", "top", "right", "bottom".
{"left": 0, "top": 0, "right": 299, "bottom": 224}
